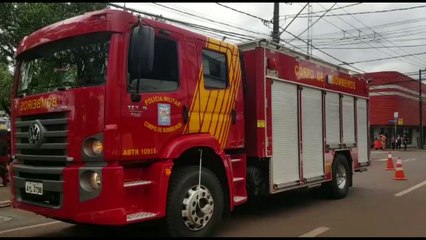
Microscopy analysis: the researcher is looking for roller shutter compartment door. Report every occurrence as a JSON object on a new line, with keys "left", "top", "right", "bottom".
{"left": 271, "top": 80, "right": 300, "bottom": 186}
{"left": 301, "top": 87, "right": 324, "bottom": 180}
{"left": 357, "top": 98, "right": 368, "bottom": 163}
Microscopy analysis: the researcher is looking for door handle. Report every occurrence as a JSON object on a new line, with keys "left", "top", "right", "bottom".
{"left": 183, "top": 105, "right": 189, "bottom": 124}
{"left": 231, "top": 109, "right": 236, "bottom": 125}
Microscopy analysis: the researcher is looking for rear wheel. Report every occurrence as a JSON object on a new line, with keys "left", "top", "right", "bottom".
{"left": 166, "top": 166, "right": 224, "bottom": 237}
{"left": 325, "top": 154, "right": 350, "bottom": 199}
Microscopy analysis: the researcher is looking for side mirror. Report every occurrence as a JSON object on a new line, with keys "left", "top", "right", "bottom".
{"left": 128, "top": 24, "right": 155, "bottom": 102}
{"left": 129, "top": 25, "right": 155, "bottom": 77}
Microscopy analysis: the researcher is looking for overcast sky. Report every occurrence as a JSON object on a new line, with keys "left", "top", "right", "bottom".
{"left": 112, "top": 2, "right": 426, "bottom": 80}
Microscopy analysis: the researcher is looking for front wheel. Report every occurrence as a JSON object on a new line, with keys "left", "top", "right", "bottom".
{"left": 166, "top": 166, "right": 224, "bottom": 237}
{"left": 324, "top": 154, "right": 350, "bottom": 199}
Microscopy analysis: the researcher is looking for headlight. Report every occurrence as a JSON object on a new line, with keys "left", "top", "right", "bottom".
{"left": 80, "top": 170, "right": 101, "bottom": 191}
{"left": 89, "top": 172, "right": 101, "bottom": 190}
{"left": 92, "top": 140, "right": 103, "bottom": 155}
{"left": 83, "top": 138, "right": 103, "bottom": 156}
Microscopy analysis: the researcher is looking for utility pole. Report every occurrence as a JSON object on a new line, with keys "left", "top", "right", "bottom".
{"left": 272, "top": 2, "right": 280, "bottom": 44}
{"left": 307, "top": 3, "right": 313, "bottom": 56}
{"left": 420, "top": 69, "right": 425, "bottom": 149}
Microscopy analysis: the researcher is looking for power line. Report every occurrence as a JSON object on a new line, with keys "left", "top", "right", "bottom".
{"left": 216, "top": 3, "right": 366, "bottom": 73}
{"left": 215, "top": 3, "right": 366, "bottom": 73}
{"left": 152, "top": 3, "right": 268, "bottom": 39}
{"left": 279, "top": 2, "right": 362, "bottom": 19}
{"left": 159, "top": 3, "right": 270, "bottom": 38}
{"left": 288, "top": 3, "right": 337, "bottom": 44}
{"left": 306, "top": 26, "right": 426, "bottom": 47}
{"left": 108, "top": 3, "right": 258, "bottom": 42}
{"left": 279, "top": 3, "right": 308, "bottom": 35}
{"left": 340, "top": 51, "right": 426, "bottom": 65}
{"left": 308, "top": 16, "right": 426, "bottom": 40}
{"left": 279, "top": 30, "right": 365, "bottom": 73}
{"left": 294, "top": 4, "right": 426, "bottom": 18}
{"left": 215, "top": 2, "right": 271, "bottom": 25}
{"left": 318, "top": 44, "right": 426, "bottom": 49}
{"left": 111, "top": 3, "right": 365, "bottom": 74}
{"left": 298, "top": 35, "right": 426, "bottom": 48}
{"left": 334, "top": 3, "right": 425, "bottom": 68}
{"left": 312, "top": 3, "right": 425, "bottom": 69}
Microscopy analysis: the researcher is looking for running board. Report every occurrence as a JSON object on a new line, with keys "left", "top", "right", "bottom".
{"left": 126, "top": 212, "right": 157, "bottom": 222}
{"left": 124, "top": 180, "right": 152, "bottom": 188}
{"left": 233, "top": 196, "right": 247, "bottom": 204}
{"left": 233, "top": 177, "right": 244, "bottom": 183}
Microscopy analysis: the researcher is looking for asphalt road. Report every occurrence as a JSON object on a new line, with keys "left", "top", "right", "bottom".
{"left": 1, "top": 149, "right": 425, "bottom": 237}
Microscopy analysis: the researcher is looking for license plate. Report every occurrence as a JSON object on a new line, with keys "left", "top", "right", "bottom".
{"left": 25, "top": 181, "right": 43, "bottom": 195}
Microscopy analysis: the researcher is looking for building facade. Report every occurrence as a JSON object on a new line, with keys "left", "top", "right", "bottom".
{"left": 365, "top": 71, "right": 426, "bottom": 149}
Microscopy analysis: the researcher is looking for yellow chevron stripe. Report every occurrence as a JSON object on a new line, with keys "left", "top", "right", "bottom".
{"left": 222, "top": 68, "right": 242, "bottom": 148}
{"left": 218, "top": 47, "right": 240, "bottom": 147}
{"left": 185, "top": 37, "right": 242, "bottom": 148}
{"left": 186, "top": 67, "right": 203, "bottom": 133}
{"left": 213, "top": 40, "right": 235, "bottom": 145}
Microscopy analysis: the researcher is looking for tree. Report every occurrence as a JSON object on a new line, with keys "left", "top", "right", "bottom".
{"left": 0, "top": 2, "right": 109, "bottom": 113}
{"left": 0, "top": 63, "right": 12, "bottom": 116}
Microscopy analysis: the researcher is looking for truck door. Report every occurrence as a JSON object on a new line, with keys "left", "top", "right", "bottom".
{"left": 121, "top": 30, "right": 189, "bottom": 159}
{"left": 183, "top": 38, "right": 244, "bottom": 149}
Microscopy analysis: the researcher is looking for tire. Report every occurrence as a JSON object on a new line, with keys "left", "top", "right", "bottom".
{"left": 166, "top": 166, "right": 224, "bottom": 237}
{"left": 325, "top": 154, "right": 350, "bottom": 199}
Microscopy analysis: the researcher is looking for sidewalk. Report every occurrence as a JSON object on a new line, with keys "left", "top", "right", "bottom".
{"left": 371, "top": 146, "right": 426, "bottom": 152}
{"left": 0, "top": 184, "right": 11, "bottom": 207}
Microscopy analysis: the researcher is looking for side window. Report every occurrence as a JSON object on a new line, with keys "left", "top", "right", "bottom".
{"left": 128, "top": 37, "right": 179, "bottom": 92}
{"left": 202, "top": 49, "right": 227, "bottom": 89}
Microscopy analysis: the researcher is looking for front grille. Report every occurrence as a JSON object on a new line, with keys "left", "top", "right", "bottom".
{"left": 15, "top": 112, "right": 68, "bottom": 167}
{"left": 13, "top": 164, "right": 64, "bottom": 208}
{"left": 20, "top": 190, "right": 61, "bottom": 207}
{"left": 13, "top": 112, "right": 68, "bottom": 208}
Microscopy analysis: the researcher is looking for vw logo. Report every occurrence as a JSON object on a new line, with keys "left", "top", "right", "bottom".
{"left": 28, "top": 121, "right": 44, "bottom": 147}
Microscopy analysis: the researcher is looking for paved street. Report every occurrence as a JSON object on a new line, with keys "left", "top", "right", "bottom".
{"left": 1, "top": 148, "right": 426, "bottom": 237}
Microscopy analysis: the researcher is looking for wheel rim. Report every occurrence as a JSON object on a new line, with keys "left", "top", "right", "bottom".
{"left": 336, "top": 161, "right": 347, "bottom": 190}
{"left": 181, "top": 185, "right": 214, "bottom": 231}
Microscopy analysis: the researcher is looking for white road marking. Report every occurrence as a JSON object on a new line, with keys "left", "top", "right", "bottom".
{"left": 299, "top": 227, "right": 330, "bottom": 237}
{"left": 0, "top": 216, "right": 12, "bottom": 224}
{"left": 402, "top": 158, "right": 416, "bottom": 162}
{"left": 376, "top": 158, "right": 388, "bottom": 162}
{"left": 0, "top": 221, "right": 61, "bottom": 235}
{"left": 394, "top": 180, "right": 426, "bottom": 197}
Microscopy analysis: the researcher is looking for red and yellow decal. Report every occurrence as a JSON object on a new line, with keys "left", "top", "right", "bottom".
{"left": 328, "top": 75, "right": 356, "bottom": 90}
{"left": 294, "top": 65, "right": 324, "bottom": 82}
{"left": 184, "top": 38, "right": 242, "bottom": 148}
{"left": 143, "top": 96, "right": 183, "bottom": 133}
{"left": 122, "top": 147, "right": 158, "bottom": 156}
{"left": 19, "top": 96, "right": 58, "bottom": 111}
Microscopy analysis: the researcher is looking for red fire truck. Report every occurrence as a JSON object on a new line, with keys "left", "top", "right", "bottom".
{"left": 10, "top": 9, "right": 370, "bottom": 237}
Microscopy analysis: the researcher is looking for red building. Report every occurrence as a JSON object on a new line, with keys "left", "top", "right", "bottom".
{"left": 365, "top": 71, "right": 426, "bottom": 149}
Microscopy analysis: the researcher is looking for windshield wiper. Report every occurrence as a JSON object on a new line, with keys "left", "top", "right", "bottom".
{"left": 17, "top": 89, "right": 30, "bottom": 98}
{"left": 48, "top": 81, "right": 76, "bottom": 91}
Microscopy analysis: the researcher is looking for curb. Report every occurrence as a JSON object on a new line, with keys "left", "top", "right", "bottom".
{"left": 0, "top": 200, "right": 11, "bottom": 208}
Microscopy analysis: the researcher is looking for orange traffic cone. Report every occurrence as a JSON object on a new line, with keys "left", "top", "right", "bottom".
{"left": 386, "top": 152, "right": 395, "bottom": 170}
{"left": 393, "top": 157, "right": 407, "bottom": 180}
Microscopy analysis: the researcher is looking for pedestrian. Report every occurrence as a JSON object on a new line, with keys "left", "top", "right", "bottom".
{"left": 0, "top": 129, "right": 10, "bottom": 187}
{"left": 380, "top": 134, "right": 387, "bottom": 150}
{"left": 391, "top": 137, "right": 395, "bottom": 150}
{"left": 395, "top": 136, "right": 400, "bottom": 149}
{"left": 402, "top": 135, "right": 407, "bottom": 150}
{"left": 374, "top": 137, "right": 382, "bottom": 150}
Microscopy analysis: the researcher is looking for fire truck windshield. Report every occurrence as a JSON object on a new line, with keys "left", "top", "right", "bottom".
{"left": 16, "top": 32, "right": 111, "bottom": 97}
